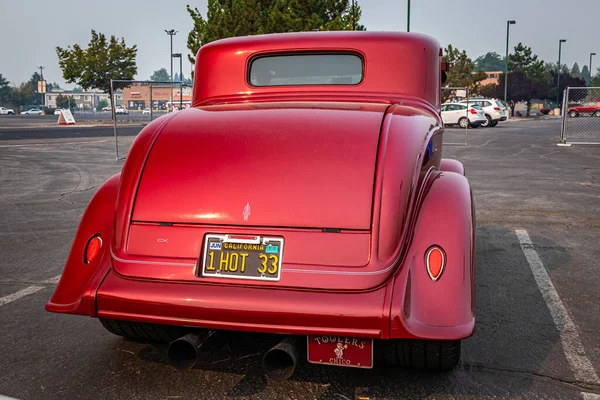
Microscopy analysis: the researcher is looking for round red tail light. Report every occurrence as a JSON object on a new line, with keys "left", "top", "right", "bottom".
{"left": 425, "top": 246, "right": 445, "bottom": 281}
{"left": 85, "top": 236, "right": 103, "bottom": 264}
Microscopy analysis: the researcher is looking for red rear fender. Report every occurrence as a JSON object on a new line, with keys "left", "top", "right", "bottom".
{"left": 389, "top": 171, "right": 475, "bottom": 340}
{"left": 440, "top": 159, "right": 465, "bottom": 175}
{"left": 45, "top": 173, "right": 121, "bottom": 316}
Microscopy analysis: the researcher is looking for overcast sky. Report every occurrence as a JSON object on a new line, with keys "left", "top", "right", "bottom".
{"left": 1, "top": 0, "right": 598, "bottom": 89}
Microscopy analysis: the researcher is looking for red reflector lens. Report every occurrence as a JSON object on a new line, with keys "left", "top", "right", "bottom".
{"left": 469, "top": 108, "right": 477, "bottom": 114}
{"left": 494, "top": 107, "right": 500, "bottom": 111}
{"left": 85, "top": 236, "right": 102, "bottom": 264}
{"left": 426, "top": 246, "right": 445, "bottom": 281}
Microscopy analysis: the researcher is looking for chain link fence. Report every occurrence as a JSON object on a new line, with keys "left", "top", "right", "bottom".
{"left": 111, "top": 80, "right": 193, "bottom": 160}
{"left": 442, "top": 87, "right": 470, "bottom": 146}
{"left": 560, "top": 87, "right": 600, "bottom": 145}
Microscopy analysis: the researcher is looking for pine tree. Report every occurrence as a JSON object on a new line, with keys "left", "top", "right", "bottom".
{"left": 186, "top": 0, "right": 365, "bottom": 66}
{"left": 570, "top": 62, "right": 581, "bottom": 78}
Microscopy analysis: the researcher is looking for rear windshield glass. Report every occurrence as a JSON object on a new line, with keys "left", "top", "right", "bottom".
{"left": 249, "top": 53, "right": 363, "bottom": 87}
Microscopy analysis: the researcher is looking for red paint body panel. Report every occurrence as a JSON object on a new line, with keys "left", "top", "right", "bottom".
{"left": 47, "top": 32, "right": 476, "bottom": 343}
{"left": 133, "top": 103, "right": 386, "bottom": 229}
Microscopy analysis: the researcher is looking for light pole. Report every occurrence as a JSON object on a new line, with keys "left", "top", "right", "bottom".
{"left": 165, "top": 29, "right": 178, "bottom": 112}
{"left": 37, "top": 65, "right": 45, "bottom": 106}
{"left": 351, "top": 0, "right": 355, "bottom": 31}
{"left": 172, "top": 53, "right": 183, "bottom": 109}
{"left": 407, "top": 0, "right": 411, "bottom": 32}
{"left": 590, "top": 52, "right": 596, "bottom": 86}
{"left": 557, "top": 39, "right": 566, "bottom": 109}
{"left": 504, "top": 20, "right": 515, "bottom": 105}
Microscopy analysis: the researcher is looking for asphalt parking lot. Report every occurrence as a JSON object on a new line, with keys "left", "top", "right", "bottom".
{"left": 0, "top": 118, "right": 599, "bottom": 400}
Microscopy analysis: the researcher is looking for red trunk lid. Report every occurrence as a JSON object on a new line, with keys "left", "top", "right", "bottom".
{"left": 132, "top": 103, "right": 387, "bottom": 230}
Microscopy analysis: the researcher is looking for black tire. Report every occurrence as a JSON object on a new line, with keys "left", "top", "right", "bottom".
{"left": 8, "top": 112, "right": 13, "bottom": 115}
{"left": 380, "top": 339, "right": 461, "bottom": 371}
{"left": 489, "top": 120, "right": 498, "bottom": 127}
{"left": 458, "top": 117, "right": 469, "bottom": 129}
{"left": 569, "top": 110, "right": 579, "bottom": 118}
{"left": 100, "top": 318, "right": 192, "bottom": 342}
{"left": 594, "top": 110, "right": 600, "bottom": 117}
{"left": 481, "top": 115, "right": 492, "bottom": 127}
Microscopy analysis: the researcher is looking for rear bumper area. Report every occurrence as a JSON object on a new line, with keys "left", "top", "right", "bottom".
{"left": 97, "top": 271, "right": 390, "bottom": 339}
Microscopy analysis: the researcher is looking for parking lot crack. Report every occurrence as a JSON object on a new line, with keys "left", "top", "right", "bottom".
{"left": 461, "top": 362, "right": 600, "bottom": 392}
{"left": 58, "top": 185, "right": 100, "bottom": 203}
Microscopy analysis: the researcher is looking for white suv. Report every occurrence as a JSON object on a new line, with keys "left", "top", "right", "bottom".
{"left": 458, "top": 98, "right": 506, "bottom": 127}
{"left": 0, "top": 107, "right": 15, "bottom": 115}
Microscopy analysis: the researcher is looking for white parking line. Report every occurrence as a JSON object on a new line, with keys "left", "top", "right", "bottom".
{"left": 516, "top": 229, "right": 599, "bottom": 386}
{"left": 582, "top": 393, "right": 600, "bottom": 400}
{"left": 43, "top": 275, "right": 61, "bottom": 284}
{"left": 0, "top": 139, "right": 109, "bottom": 148}
{"left": 0, "top": 286, "right": 44, "bottom": 307}
{"left": 0, "top": 275, "right": 61, "bottom": 307}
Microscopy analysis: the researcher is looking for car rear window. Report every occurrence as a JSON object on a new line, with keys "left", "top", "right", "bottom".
{"left": 249, "top": 53, "right": 363, "bottom": 87}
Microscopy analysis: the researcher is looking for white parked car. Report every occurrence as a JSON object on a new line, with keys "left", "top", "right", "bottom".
{"left": 102, "top": 106, "right": 111, "bottom": 112}
{"left": 20, "top": 108, "right": 44, "bottom": 115}
{"left": 142, "top": 108, "right": 151, "bottom": 115}
{"left": 458, "top": 98, "right": 506, "bottom": 127}
{"left": 0, "top": 107, "right": 14, "bottom": 115}
{"left": 441, "top": 103, "right": 487, "bottom": 128}
{"left": 115, "top": 105, "right": 129, "bottom": 115}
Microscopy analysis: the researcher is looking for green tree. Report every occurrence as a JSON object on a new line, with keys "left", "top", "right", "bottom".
{"left": 570, "top": 62, "right": 581, "bottom": 78}
{"left": 592, "top": 68, "right": 600, "bottom": 87}
{"left": 442, "top": 45, "right": 486, "bottom": 93}
{"left": 72, "top": 86, "right": 83, "bottom": 93}
{"left": 581, "top": 65, "right": 590, "bottom": 85}
{"left": 508, "top": 43, "right": 552, "bottom": 112}
{"left": 56, "top": 30, "right": 137, "bottom": 108}
{"left": 11, "top": 83, "right": 34, "bottom": 112}
{"left": 96, "top": 98, "right": 109, "bottom": 111}
{"left": 150, "top": 68, "right": 170, "bottom": 82}
{"left": 473, "top": 52, "right": 505, "bottom": 72}
{"left": 0, "top": 73, "right": 11, "bottom": 106}
{"left": 55, "top": 94, "right": 76, "bottom": 109}
{"left": 186, "top": 0, "right": 365, "bottom": 66}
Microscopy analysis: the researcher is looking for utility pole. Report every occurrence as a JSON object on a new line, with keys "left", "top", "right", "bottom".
{"left": 37, "top": 65, "right": 45, "bottom": 106}
{"left": 590, "top": 52, "right": 597, "bottom": 86}
{"left": 351, "top": 0, "right": 355, "bottom": 30}
{"left": 504, "top": 20, "right": 515, "bottom": 105}
{"left": 165, "top": 29, "right": 178, "bottom": 112}
{"left": 407, "top": 0, "right": 411, "bottom": 32}
{"left": 557, "top": 39, "right": 566, "bottom": 109}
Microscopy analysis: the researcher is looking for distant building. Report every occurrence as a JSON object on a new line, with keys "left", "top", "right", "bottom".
{"left": 45, "top": 89, "right": 115, "bottom": 110}
{"left": 476, "top": 71, "right": 503, "bottom": 86}
{"left": 122, "top": 83, "right": 192, "bottom": 111}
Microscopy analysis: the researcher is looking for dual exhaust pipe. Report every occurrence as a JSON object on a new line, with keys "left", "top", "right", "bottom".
{"left": 167, "top": 332, "right": 299, "bottom": 381}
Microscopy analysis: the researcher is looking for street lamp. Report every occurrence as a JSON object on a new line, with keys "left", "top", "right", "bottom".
{"left": 557, "top": 39, "right": 567, "bottom": 109}
{"left": 165, "top": 29, "right": 178, "bottom": 111}
{"left": 351, "top": 0, "right": 355, "bottom": 31}
{"left": 172, "top": 53, "right": 183, "bottom": 110}
{"left": 504, "top": 20, "right": 516, "bottom": 105}
{"left": 590, "top": 52, "right": 597, "bottom": 86}
{"left": 407, "top": 0, "right": 411, "bottom": 32}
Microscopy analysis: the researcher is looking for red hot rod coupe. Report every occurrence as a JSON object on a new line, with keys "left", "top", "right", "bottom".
{"left": 47, "top": 32, "right": 476, "bottom": 379}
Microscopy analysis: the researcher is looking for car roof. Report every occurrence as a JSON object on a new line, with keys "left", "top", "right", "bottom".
{"left": 194, "top": 31, "right": 442, "bottom": 108}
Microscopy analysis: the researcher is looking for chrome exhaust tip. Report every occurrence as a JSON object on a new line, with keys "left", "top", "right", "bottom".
{"left": 262, "top": 336, "right": 299, "bottom": 381}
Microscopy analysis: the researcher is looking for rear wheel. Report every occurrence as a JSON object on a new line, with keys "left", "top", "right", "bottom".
{"left": 458, "top": 117, "right": 469, "bottom": 129}
{"left": 569, "top": 110, "right": 579, "bottom": 118}
{"left": 480, "top": 115, "right": 492, "bottom": 127}
{"left": 380, "top": 339, "right": 461, "bottom": 371}
{"left": 100, "top": 318, "right": 191, "bottom": 342}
